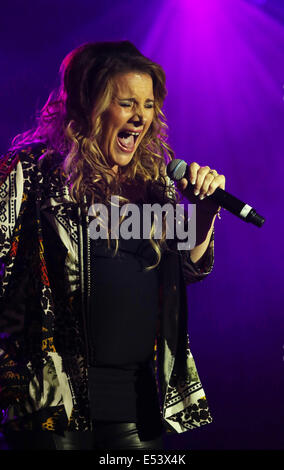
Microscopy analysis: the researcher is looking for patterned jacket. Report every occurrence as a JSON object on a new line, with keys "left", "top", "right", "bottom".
{"left": 0, "top": 144, "right": 214, "bottom": 433}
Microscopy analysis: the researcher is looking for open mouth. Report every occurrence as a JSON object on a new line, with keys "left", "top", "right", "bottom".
{"left": 116, "top": 130, "right": 140, "bottom": 153}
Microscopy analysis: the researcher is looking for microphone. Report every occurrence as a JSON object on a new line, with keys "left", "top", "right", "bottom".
{"left": 167, "top": 159, "right": 265, "bottom": 228}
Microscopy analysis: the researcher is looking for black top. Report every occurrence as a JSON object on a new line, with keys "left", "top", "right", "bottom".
{"left": 88, "top": 217, "right": 162, "bottom": 425}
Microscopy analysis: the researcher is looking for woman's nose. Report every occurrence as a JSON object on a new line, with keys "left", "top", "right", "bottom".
{"left": 130, "top": 104, "right": 147, "bottom": 124}
{"left": 130, "top": 110, "right": 146, "bottom": 126}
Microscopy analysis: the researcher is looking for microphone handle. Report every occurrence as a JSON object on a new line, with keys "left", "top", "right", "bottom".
{"left": 166, "top": 159, "right": 265, "bottom": 227}
{"left": 204, "top": 186, "right": 264, "bottom": 227}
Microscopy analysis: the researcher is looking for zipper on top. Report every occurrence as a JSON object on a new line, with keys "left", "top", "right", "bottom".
{"left": 78, "top": 198, "right": 92, "bottom": 367}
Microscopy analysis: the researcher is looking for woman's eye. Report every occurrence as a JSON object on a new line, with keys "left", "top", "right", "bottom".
{"left": 119, "top": 102, "right": 154, "bottom": 109}
{"left": 119, "top": 102, "right": 131, "bottom": 107}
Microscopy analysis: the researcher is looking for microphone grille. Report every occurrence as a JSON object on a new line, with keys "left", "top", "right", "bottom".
{"left": 167, "top": 159, "right": 187, "bottom": 181}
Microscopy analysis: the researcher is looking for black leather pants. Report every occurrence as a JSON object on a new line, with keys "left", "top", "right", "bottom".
{"left": 3, "top": 422, "right": 164, "bottom": 450}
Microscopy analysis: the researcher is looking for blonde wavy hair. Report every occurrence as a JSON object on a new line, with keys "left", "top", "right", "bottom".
{"left": 11, "top": 40, "right": 178, "bottom": 267}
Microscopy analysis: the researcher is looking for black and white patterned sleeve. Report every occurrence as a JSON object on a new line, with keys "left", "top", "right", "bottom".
{"left": 0, "top": 150, "right": 24, "bottom": 260}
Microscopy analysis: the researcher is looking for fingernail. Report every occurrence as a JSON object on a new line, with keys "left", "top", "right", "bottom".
{"left": 191, "top": 179, "right": 196, "bottom": 185}
{"left": 199, "top": 194, "right": 205, "bottom": 200}
{"left": 194, "top": 189, "right": 199, "bottom": 196}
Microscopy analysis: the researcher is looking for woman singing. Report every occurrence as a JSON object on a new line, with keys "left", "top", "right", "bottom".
{"left": 0, "top": 41, "right": 225, "bottom": 450}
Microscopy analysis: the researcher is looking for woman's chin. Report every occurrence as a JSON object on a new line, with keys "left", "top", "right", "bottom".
{"left": 110, "top": 150, "right": 135, "bottom": 169}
